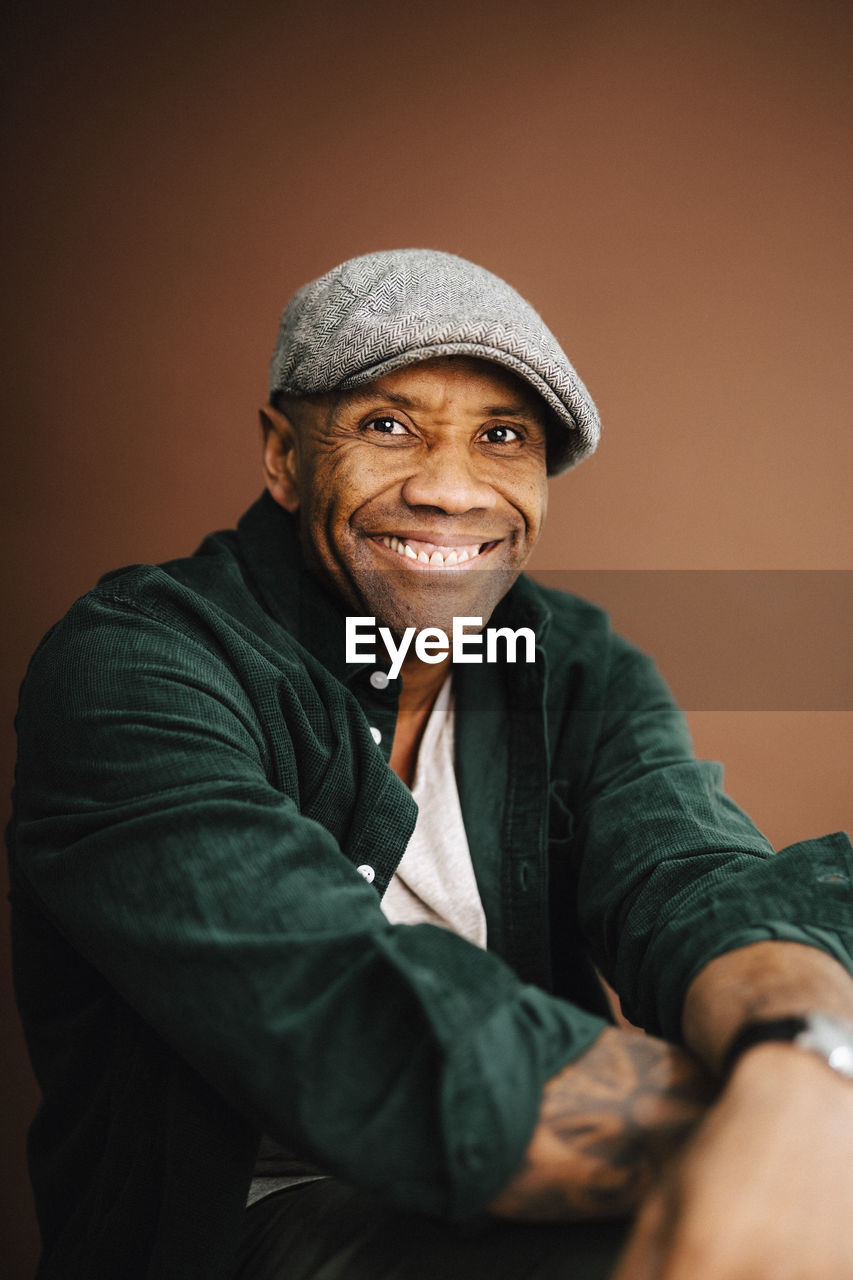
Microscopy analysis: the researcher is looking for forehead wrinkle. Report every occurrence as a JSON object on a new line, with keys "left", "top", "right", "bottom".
{"left": 339, "top": 384, "right": 545, "bottom": 423}
{"left": 479, "top": 402, "right": 546, "bottom": 422}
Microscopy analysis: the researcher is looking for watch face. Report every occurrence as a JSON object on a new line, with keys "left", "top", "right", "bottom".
{"left": 827, "top": 1045, "right": 853, "bottom": 1077}
{"left": 798, "top": 1013, "right": 853, "bottom": 1080}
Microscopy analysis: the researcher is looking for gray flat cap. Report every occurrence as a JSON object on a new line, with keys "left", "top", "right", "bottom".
{"left": 269, "top": 248, "right": 600, "bottom": 474}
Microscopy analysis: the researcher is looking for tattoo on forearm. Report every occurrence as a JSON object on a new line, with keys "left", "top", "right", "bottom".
{"left": 491, "top": 1027, "right": 714, "bottom": 1221}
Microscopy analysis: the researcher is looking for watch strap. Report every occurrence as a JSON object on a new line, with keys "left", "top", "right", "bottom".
{"left": 721, "top": 1016, "right": 809, "bottom": 1078}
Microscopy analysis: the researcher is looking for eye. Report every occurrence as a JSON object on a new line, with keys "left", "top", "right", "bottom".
{"left": 364, "top": 416, "right": 410, "bottom": 436}
{"left": 482, "top": 424, "right": 521, "bottom": 444}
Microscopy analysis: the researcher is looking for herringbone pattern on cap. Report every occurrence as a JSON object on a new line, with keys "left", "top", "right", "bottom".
{"left": 269, "top": 249, "right": 600, "bottom": 473}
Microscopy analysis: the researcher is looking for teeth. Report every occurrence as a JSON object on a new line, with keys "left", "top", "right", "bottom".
{"left": 380, "top": 536, "right": 483, "bottom": 566}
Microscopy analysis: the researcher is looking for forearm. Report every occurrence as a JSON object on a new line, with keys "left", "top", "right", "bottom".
{"left": 610, "top": 940, "right": 853, "bottom": 1274}
{"left": 682, "top": 940, "right": 853, "bottom": 1073}
{"left": 489, "top": 1026, "right": 713, "bottom": 1221}
{"left": 490, "top": 941, "right": 853, "bottom": 1224}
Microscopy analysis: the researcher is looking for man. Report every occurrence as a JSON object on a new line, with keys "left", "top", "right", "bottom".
{"left": 8, "top": 249, "right": 853, "bottom": 1280}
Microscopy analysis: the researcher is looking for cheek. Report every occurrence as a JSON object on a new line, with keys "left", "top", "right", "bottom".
{"left": 304, "top": 457, "right": 378, "bottom": 542}
{"left": 516, "top": 472, "right": 548, "bottom": 537}
{"left": 536, "top": 479, "right": 548, "bottom": 528}
{"left": 327, "top": 454, "right": 399, "bottom": 521}
{"left": 302, "top": 462, "right": 347, "bottom": 520}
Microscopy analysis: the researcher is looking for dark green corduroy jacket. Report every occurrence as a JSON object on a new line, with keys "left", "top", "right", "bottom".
{"left": 9, "top": 494, "right": 853, "bottom": 1279}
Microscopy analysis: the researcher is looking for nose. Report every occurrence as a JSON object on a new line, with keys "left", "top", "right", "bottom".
{"left": 400, "top": 441, "right": 499, "bottom": 514}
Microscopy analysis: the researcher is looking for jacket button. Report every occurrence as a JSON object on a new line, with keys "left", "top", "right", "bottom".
{"left": 369, "top": 726, "right": 382, "bottom": 744}
{"left": 369, "top": 670, "right": 390, "bottom": 690}
{"left": 357, "top": 864, "right": 375, "bottom": 883}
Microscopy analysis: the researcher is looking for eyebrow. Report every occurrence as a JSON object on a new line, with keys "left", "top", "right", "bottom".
{"left": 344, "top": 386, "right": 545, "bottom": 420}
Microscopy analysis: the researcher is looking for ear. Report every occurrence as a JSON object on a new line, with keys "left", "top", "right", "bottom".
{"left": 259, "top": 404, "right": 301, "bottom": 513}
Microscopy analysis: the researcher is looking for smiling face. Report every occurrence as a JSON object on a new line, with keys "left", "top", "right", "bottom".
{"left": 261, "top": 356, "right": 550, "bottom": 640}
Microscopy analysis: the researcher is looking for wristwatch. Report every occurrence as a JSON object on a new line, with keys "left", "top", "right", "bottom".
{"left": 723, "top": 1013, "right": 853, "bottom": 1081}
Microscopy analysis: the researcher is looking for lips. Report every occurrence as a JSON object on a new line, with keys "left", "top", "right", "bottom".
{"left": 376, "top": 534, "right": 498, "bottom": 567}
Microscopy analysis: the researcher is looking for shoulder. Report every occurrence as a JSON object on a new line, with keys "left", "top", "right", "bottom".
{"left": 518, "top": 574, "right": 687, "bottom": 732}
{"left": 519, "top": 573, "right": 649, "bottom": 676}
{"left": 20, "top": 533, "right": 306, "bottom": 729}
{"left": 522, "top": 575, "right": 612, "bottom": 644}
{"left": 32, "top": 521, "right": 286, "bottom": 664}
{"left": 29, "top": 561, "right": 233, "bottom": 681}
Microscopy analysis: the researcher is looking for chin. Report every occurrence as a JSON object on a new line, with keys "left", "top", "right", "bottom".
{"left": 355, "top": 564, "right": 520, "bottom": 641}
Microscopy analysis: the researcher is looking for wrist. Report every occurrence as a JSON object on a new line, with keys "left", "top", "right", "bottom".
{"left": 682, "top": 941, "right": 853, "bottom": 1072}
{"left": 723, "top": 1039, "right": 853, "bottom": 1125}
{"left": 722, "top": 1012, "right": 853, "bottom": 1084}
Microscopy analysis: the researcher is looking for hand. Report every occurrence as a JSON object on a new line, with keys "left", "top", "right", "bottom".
{"left": 612, "top": 1042, "right": 853, "bottom": 1279}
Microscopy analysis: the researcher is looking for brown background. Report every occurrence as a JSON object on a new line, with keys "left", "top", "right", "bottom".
{"left": 2, "top": 0, "right": 851, "bottom": 1272}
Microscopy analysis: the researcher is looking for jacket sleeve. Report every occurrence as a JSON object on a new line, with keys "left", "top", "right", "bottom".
{"left": 11, "top": 586, "right": 608, "bottom": 1221}
{"left": 570, "top": 631, "right": 853, "bottom": 1039}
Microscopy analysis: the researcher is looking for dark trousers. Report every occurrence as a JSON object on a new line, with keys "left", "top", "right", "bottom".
{"left": 234, "top": 1180, "right": 629, "bottom": 1279}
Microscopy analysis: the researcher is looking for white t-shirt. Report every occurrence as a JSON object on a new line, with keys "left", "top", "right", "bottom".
{"left": 380, "top": 677, "right": 487, "bottom": 949}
